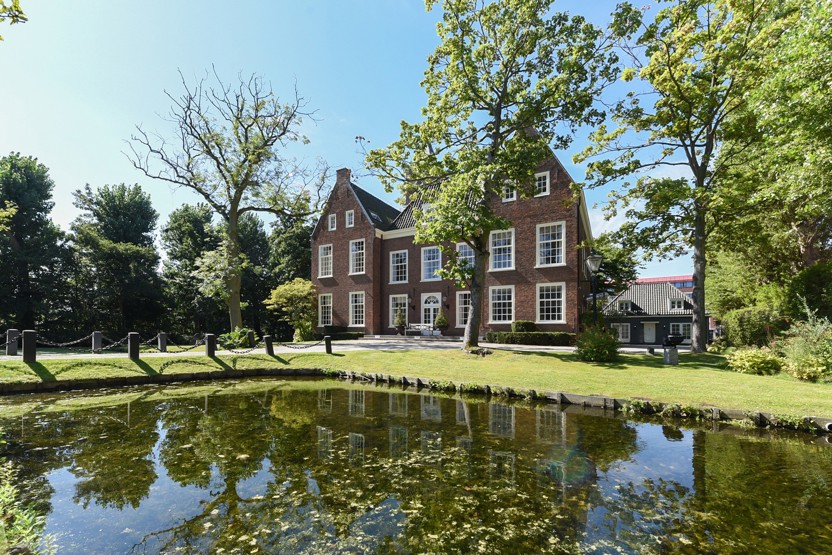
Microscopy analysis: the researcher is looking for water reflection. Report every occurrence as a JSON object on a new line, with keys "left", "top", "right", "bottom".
{"left": 0, "top": 379, "right": 831, "bottom": 554}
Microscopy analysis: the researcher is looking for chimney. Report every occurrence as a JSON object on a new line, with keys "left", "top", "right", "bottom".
{"left": 336, "top": 167, "right": 351, "bottom": 185}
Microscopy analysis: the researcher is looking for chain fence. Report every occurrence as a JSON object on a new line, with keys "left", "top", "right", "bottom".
{"left": 217, "top": 340, "right": 266, "bottom": 355}
{"left": 166, "top": 337, "right": 205, "bottom": 353}
{"left": 274, "top": 339, "right": 326, "bottom": 350}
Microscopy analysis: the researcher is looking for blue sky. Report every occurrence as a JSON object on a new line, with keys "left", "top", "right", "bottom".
{"left": 0, "top": 0, "right": 691, "bottom": 277}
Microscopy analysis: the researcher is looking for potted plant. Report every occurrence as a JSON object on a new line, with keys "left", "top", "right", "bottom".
{"left": 394, "top": 307, "right": 406, "bottom": 335}
{"left": 434, "top": 309, "right": 449, "bottom": 335}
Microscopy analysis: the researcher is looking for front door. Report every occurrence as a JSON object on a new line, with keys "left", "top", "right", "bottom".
{"left": 643, "top": 323, "right": 656, "bottom": 344}
{"left": 422, "top": 293, "right": 441, "bottom": 327}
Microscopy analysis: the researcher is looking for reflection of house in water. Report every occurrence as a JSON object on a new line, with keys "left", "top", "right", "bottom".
{"left": 489, "top": 450, "right": 516, "bottom": 485}
{"left": 389, "top": 393, "right": 408, "bottom": 418}
{"left": 317, "top": 426, "right": 333, "bottom": 459}
{"left": 420, "top": 396, "right": 442, "bottom": 422}
{"left": 489, "top": 403, "right": 515, "bottom": 439}
{"left": 536, "top": 406, "right": 566, "bottom": 443}
{"left": 421, "top": 431, "right": 442, "bottom": 455}
{"left": 349, "top": 432, "right": 365, "bottom": 464}
{"left": 348, "top": 390, "right": 365, "bottom": 417}
{"left": 456, "top": 400, "right": 470, "bottom": 426}
{"left": 389, "top": 426, "right": 408, "bottom": 458}
{"left": 318, "top": 390, "right": 333, "bottom": 414}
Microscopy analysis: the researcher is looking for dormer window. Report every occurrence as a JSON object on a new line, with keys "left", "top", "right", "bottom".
{"left": 618, "top": 301, "right": 631, "bottom": 312}
{"left": 670, "top": 299, "right": 685, "bottom": 310}
{"left": 346, "top": 210, "right": 354, "bottom": 228}
{"left": 502, "top": 184, "right": 516, "bottom": 202}
{"left": 328, "top": 214, "right": 336, "bottom": 231}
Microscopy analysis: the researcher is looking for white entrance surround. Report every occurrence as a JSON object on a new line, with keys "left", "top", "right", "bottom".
{"left": 642, "top": 322, "right": 657, "bottom": 344}
{"left": 421, "top": 293, "right": 441, "bottom": 326}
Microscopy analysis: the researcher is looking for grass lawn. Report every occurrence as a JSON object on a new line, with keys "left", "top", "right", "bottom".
{"left": 0, "top": 349, "right": 830, "bottom": 418}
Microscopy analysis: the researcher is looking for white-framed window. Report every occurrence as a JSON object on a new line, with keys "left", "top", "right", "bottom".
{"left": 390, "top": 250, "right": 408, "bottom": 283}
{"left": 502, "top": 184, "right": 516, "bottom": 202}
{"left": 669, "top": 299, "right": 685, "bottom": 310}
{"left": 456, "top": 243, "right": 474, "bottom": 269}
{"left": 318, "top": 244, "right": 333, "bottom": 278}
{"left": 349, "top": 239, "right": 365, "bottom": 275}
{"left": 489, "top": 285, "right": 514, "bottom": 323}
{"left": 422, "top": 246, "right": 441, "bottom": 281}
{"left": 536, "top": 222, "right": 565, "bottom": 267}
{"left": 611, "top": 323, "right": 630, "bottom": 342}
{"left": 618, "top": 301, "right": 631, "bottom": 312}
{"left": 328, "top": 214, "right": 336, "bottom": 231}
{"left": 318, "top": 294, "right": 332, "bottom": 327}
{"left": 346, "top": 209, "right": 354, "bottom": 228}
{"left": 534, "top": 171, "right": 550, "bottom": 196}
{"left": 457, "top": 291, "right": 471, "bottom": 328}
{"left": 390, "top": 294, "right": 408, "bottom": 327}
{"left": 489, "top": 229, "right": 514, "bottom": 271}
{"left": 670, "top": 322, "right": 692, "bottom": 340}
{"left": 349, "top": 291, "right": 365, "bottom": 327}
{"left": 537, "top": 283, "right": 565, "bottom": 323}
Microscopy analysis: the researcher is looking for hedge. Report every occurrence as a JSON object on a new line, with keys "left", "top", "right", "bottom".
{"left": 313, "top": 332, "right": 364, "bottom": 341}
{"left": 485, "top": 331, "right": 576, "bottom": 346}
{"left": 722, "top": 307, "right": 787, "bottom": 347}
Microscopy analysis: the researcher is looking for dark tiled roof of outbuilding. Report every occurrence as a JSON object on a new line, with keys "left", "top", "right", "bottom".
{"left": 603, "top": 282, "right": 693, "bottom": 316}
{"left": 349, "top": 183, "right": 401, "bottom": 231}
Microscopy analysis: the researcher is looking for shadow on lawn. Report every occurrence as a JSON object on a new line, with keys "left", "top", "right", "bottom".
{"left": 25, "top": 362, "right": 55, "bottom": 381}
{"left": 505, "top": 349, "right": 727, "bottom": 371}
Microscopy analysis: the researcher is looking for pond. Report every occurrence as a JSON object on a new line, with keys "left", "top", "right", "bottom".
{"left": 1, "top": 378, "right": 831, "bottom": 554}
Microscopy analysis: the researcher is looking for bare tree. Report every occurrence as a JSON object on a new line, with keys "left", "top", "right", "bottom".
{"left": 128, "top": 69, "right": 328, "bottom": 329}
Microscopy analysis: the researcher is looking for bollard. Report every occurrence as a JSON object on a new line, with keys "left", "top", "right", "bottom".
{"left": 325, "top": 335, "right": 332, "bottom": 355}
{"left": 247, "top": 330, "right": 256, "bottom": 348}
{"left": 663, "top": 345, "right": 679, "bottom": 365}
{"left": 92, "top": 331, "right": 103, "bottom": 352}
{"left": 128, "top": 332, "right": 140, "bottom": 360}
{"left": 22, "top": 330, "right": 36, "bottom": 363}
{"left": 158, "top": 332, "right": 167, "bottom": 353}
{"left": 6, "top": 329, "right": 19, "bottom": 356}
{"left": 264, "top": 335, "right": 274, "bottom": 356}
{"left": 205, "top": 334, "right": 216, "bottom": 357}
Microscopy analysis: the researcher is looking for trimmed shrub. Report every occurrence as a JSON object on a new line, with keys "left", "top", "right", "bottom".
{"left": 726, "top": 347, "right": 782, "bottom": 375}
{"left": 313, "top": 332, "right": 364, "bottom": 341}
{"left": 511, "top": 320, "right": 537, "bottom": 333}
{"left": 722, "top": 307, "right": 787, "bottom": 347}
{"left": 485, "top": 331, "right": 576, "bottom": 346}
{"left": 575, "top": 328, "right": 619, "bottom": 362}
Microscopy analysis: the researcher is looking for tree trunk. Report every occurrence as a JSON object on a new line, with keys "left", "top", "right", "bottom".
{"left": 463, "top": 240, "right": 489, "bottom": 350}
{"left": 226, "top": 214, "right": 243, "bottom": 330}
{"left": 691, "top": 204, "right": 708, "bottom": 353}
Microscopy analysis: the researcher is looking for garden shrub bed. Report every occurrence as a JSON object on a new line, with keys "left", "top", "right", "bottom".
{"left": 485, "top": 331, "right": 576, "bottom": 346}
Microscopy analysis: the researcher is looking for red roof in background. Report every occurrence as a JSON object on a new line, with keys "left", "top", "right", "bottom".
{"left": 634, "top": 275, "right": 693, "bottom": 284}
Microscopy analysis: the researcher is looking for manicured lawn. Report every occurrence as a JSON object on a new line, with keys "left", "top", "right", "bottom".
{"left": 0, "top": 349, "right": 830, "bottom": 418}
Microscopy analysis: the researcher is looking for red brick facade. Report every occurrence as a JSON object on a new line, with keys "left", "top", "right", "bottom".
{"left": 311, "top": 158, "right": 592, "bottom": 336}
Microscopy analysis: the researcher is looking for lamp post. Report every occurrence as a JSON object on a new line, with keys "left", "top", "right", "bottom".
{"left": 585, "top": 250, "right": 604, "bottom": 327}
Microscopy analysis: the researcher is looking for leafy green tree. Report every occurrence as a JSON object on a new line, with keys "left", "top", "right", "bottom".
{"left": 128, "top": 69, "right": 329, "bottom": 330}
{"left": 577, "top": 0, "right": 793, "bottom": 352}
{"left": 0, "top": 0, "right": 26, "bottom": 41}
{"left": 0, "top": 153, "right": 69, "bottom": 331}
{"left": 72, "top": 184, "right": 163, "bottom": 335}
{"left": 268, "top": 214, "right": 313, "bottom": 284}
{"left": 591, "top": 232, "right": 641, "bottom": 295}
{"left": 160, "top": 203, "right": 226, "bottom": 336}
{"left": 365, "top": 0, "right": 626, "bottom": 349}
{"left": 237, "top": 213, "right": 272, "bottom": 334}
{"left": 265, "top": 278, "right": 316, "bottom": 341}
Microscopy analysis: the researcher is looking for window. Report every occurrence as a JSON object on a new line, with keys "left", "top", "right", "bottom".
{"left": 502, "top": 184, "right": 516, "bottom": 202}
{"left": 537, "top": 283, "right": 565, "bottom": 323}
{"left": 390, "top": 250, "right": 408, "bottom": 283}
{"left": 422, "top": 246, "right": 441, "bottom": 281}
{"left": 457, "top": 291, "right": 471, "bottom": 328}
{"left": 328, "top": 214, "right": 336, "bottom": 231}
{"left": 349, "top": 239, "right": 365, "bottom": 275}
{"left": 490, "top": 229, "right": 514, "bottom": 271}
{"left": 318, "top": 244, "right": 333, "bottom": 278}
{"left": 611, "top": 323, "right": 630, "bottom": 342}
{"left": 536, "top": 222, "right": 565, "bottom": 267}
{"left": 390, "top": 294, "right": 408, "bottom": 327}
{"left": 670, "top": 322, "right": 692, "bottom": 340}
{"left": 318, "top": 294, "right": 332, "bottom": 327}
{"left": 534, "top": 172, "right": 550, "bottom": 196}
{"left": 456, "top": 243, "right": 474, "bottom": 269}
{"left": 349, "top": 291, "right": 365, "bottom": 327}
{"left": 489, "top": 285, "right": 514, "bottom": 323}
{"left": 669, "top": 299, "right": 685, "bottom": 310}
{"left": 346, "top": 210, "right": 354, "bottom": 228}
{"left": 618, "top": 301, "right": 631, "bottom": 312}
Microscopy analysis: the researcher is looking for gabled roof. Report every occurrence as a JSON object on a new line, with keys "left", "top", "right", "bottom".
{"left": 349, "top": 183, "right": 401, "bottom": 232}
{"left": 603, "top": 282, "right": 693, "bottom": 316}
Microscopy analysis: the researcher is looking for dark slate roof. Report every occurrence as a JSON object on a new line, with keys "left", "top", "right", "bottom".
{"left": 349, "top": 183, "right": 401, "bottom": 231}
{"left": 389, "top": 182, "right": 482, "bottom": 231}
{"left": 603, "top": 282, "right": 693, "bottom": 316}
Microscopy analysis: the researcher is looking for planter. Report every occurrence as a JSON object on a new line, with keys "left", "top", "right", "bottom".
{"left": 395, "top": 326, "right": 405, "bottom": 336}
